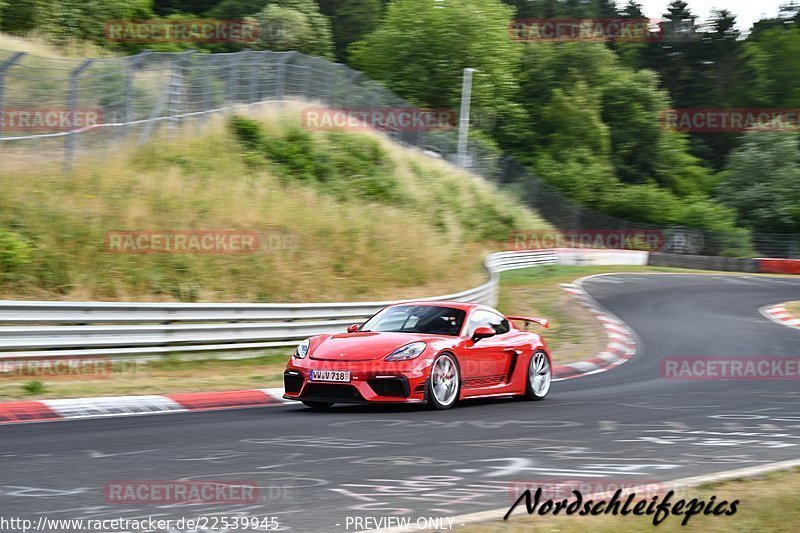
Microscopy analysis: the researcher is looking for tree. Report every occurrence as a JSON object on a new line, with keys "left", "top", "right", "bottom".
{"left": 620, "top": 0, "right": 644, "bottom": 18}
{"left": 750, "top": 2, "right": 800, "bottom": 37}
{"left": 517, "top": 42, "right": 712, "bottom": 196}
{"left": 350, "top": 0, "right": 524, "bottom": 143}
{"left": 747, "top": 27, "right": 800, "bottom": 108}
{"left": 0, "top": 0, "right": 41, "bottom": 34}
{"left": 716, "top": 131, "right": 800, "bottom": 234}
{"left": 662, "top": 0, "right": 696, "bottom": 39}
{"left": 250, "top": 0, "right": 335, "bottom": 58}
{"left": 318, "top": 0, "right": 382, "bottom": 63}
{"left": 543, "top": 81, "right": 611, "bottom": 159}
{"left": 39, "top": 0, "right": 153, "bottom": 44}
{"left": 593, "top": 0, "right": 620, "bottom": 18}
{"left": 207, "top": 0, "right": 268, "bottom": 19}
{"left": 602, "top": 70, "right": 673, "bottom": 186}
{"left": 152, "top": 0, "right": 221, "bottom": 16}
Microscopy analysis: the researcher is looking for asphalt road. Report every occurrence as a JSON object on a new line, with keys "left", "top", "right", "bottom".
{"left": 2, "top": 273, "right": 800, "bottom": 532}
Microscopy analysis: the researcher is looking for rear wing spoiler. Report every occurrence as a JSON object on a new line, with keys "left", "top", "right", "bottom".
{"left": 506, "top": 316, "right": 549, "bottom": 329}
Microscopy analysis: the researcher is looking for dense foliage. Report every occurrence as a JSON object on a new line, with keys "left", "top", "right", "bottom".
{"left": 2, "top": 0, "right": 800, "bottom": 237}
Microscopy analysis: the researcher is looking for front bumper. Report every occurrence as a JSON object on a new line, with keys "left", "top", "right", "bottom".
{"left": 283, "top": 358, "right": 429, "bottom": 404}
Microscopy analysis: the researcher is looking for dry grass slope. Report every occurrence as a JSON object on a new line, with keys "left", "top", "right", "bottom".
{"left": 0, "top": 106, "right": 549, "bottom": 302}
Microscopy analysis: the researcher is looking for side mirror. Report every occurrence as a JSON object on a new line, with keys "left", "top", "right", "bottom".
{"left": 346, "top": 324, "right": 360, "bottom": 333}
{"left": 471, "top": 326, "right": 496, "bottom": 343}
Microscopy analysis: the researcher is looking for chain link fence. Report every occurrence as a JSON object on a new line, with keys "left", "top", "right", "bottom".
{"left": 0, "top": 48, "right": 797, "bottom": 258}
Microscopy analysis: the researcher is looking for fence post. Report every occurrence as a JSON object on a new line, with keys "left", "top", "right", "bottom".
{"left": 123, "top": 50, "right": 150, "bottom": 139}
{"left": 248, "top": 51, "right": 260, "bottom": 104}
{"left": 0, "top": 52, "right": 26, "bottom": 140}
{"left": 168, "top": 50, "right": 194, "bottom": 132}
{"left": 275, "top": 51, "right": 297, "bottom": 102}
{"left": 457, "top": 68, "right": 476, "bottom": 168}
{"left": 64, "top": 59, "right": 94, "bottom": 174}
{"left": 202, "top": 56, "right": 214, "bottom": 121}
{"left": 227, "top": 50, "right": 247, "bottom": 108}
{"left": 571, "top": 206, "right": 582, "bottom": 231}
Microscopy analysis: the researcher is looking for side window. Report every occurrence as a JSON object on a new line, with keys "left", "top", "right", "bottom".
{"left": 488, "top": 313, "right": 510, "bottom": 335}
{"left": 467, "top": 310, "right": 510, "bottom": 336}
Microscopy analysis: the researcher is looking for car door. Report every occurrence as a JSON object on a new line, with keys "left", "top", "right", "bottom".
{"left": 460, "top": 310, "right": 514, "bottom": 388}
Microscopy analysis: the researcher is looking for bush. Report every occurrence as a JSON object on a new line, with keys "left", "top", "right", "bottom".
{"left": 228, "top": 115, "right": 399, "bottom": 203}
{"left": 1, "top": 0, "right": 40, "bottom": 34}
{"left": 600, "top": 184, "right": 683, "bottom": 225}
{"left": 0, "top": 229, "right": 32, "bottom": 279}
{"left": 22, "top": 380, "right": 45, "bottom": 394}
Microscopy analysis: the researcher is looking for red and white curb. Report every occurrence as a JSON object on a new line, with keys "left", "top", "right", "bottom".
{"left": 553, "top": 279, "right": 637, "bottom": 380}
{"left": 761, "top": 303, "right": 800, "bottom": 329}
{"left": 0, "top": 279, "right": 638, "bottom": 424}
{"left": 0, "top": 388, "right": 287, "bottom": 424}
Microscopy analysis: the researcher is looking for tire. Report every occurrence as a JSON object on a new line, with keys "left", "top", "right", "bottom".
{"left": 427, "top": 353, "right": 460, "bottom": 410}
{"left": 522, "top": 350, "right": 551, "bottom": 400}
{"left": 302, "top": 401, "right": 334, "bottom": 410}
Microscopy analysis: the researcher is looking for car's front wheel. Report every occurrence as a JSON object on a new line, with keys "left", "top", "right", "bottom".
{"left": 427, "top": 353, "right": 460, "bottom": 410}
{"left": 522, "top": 350, "right": 551, "bottom": 400}
{"left": 302, "top": 401, "right": 334, "bottom": 410}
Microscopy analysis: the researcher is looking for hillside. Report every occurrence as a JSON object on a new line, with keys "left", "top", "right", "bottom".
{"left": 0, "top": 106, "right": 550, "bottom": 302}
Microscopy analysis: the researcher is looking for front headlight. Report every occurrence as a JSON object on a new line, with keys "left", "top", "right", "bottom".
{"left": 385, "top": 342, "right": 427, "bottom": 362}
{"left": 294, "top": 338, "right": 310, "bottom": 359}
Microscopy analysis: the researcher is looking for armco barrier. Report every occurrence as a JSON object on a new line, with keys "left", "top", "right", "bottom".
{"left": 759, "top": 258, "right": 800, "bottom": 275}
{"left": 648, "top": 252, "right": 759, "bottom": 273}
{"left": 558, "top": 248, "right": 649, "bottom": 266}
{"left": 0, "top": 249, "right": 651, "bottom": 361}
{"left": 0, "top": 250, "right": 563, "bottom": 361}
{"left": 4, "top": 248, "right": 796, "bottom": 362}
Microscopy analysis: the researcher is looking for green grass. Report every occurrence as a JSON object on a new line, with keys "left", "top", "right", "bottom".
{"left": 0, "top": 106, "right": 549, "bottom": 303}
{"left": 461, "top": 467, "right": 800, "bottom": 533}
{"left": 21, "top": 380, "right": 45, "bottom": 395}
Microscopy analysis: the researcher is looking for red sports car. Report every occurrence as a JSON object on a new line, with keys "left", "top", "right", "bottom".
{"left": 283, "top": 301, "right": 552, "bottom": 410}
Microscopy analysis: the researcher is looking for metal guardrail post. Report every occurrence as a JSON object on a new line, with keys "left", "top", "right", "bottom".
{"left": 275, "top": 52, "right": 296, "bottom": 102}
{"left": 64, "top": 59, "right": 94, "bottom": 173}
{"left": 0, "top": 52, "right": 26, "bottom": 140}
{"left": 123, "top": 51, "right": 150, "bottom": 137}
{"left": 227, "top": 50, "right": 247, "bottom": 107}
{"left": 201, "top": 56, "right": 213, "bottom": 123}
{"left": 249, "top": 51, "right": 260, "bottom": 104}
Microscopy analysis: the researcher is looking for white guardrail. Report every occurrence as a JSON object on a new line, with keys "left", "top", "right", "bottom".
{"left": 0, "top": 250, "right": 553, "bottom": 360}
{"left": 0, "top": 249, "right": 648, "bottom": 360}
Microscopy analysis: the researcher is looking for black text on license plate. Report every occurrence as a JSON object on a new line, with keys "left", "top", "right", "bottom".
{"left": 310, "top": 370, "right": 350, "bottom": 382}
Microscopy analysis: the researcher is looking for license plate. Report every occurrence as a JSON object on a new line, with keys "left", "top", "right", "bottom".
{"left": 310, "top": 370, "right": 351, "bottom": 382}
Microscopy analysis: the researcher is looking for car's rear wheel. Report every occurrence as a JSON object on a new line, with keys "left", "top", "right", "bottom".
{"left": 302, "top": 401, "right": 334, "bottom": 410}
{"left": 523, "top": 350, "right": 551, "bottom": 400}
{"left": 428, "top": 353, "right": 460, "bottom": 410}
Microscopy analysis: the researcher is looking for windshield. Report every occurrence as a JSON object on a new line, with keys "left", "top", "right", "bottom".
{"left": 360, "top": 305, "right": 466, "bottom": 336}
